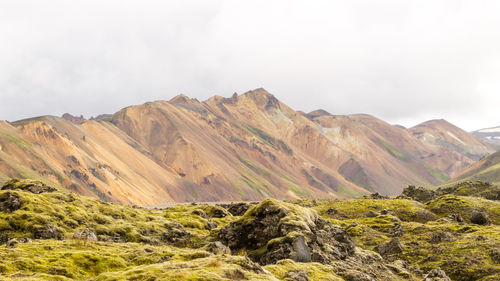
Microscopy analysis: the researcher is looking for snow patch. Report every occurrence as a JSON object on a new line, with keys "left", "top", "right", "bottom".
{"left": 478, "top": 127, "right": 500, "bottom": 133}
{"left": 447, "top": 131, "right": 465, "bottom": 144}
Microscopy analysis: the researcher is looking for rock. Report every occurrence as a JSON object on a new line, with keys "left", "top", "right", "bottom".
{"left": 34, "top": 224, "right": 63, "bottom": 240}
{"left": 263, "top": 235, "right": 312, "bottom": 264}
{"left": 326, "top": 208, "right": 338, "bottom": 216}
{"left": 73, "top": 230, "right": 97, "bottom": 241}
{"left": 192, "top": 209, "right": 209, "bottom": 219}
{"left": 285, "top": 270, "right": 310, "bottom": 281}
{"left": 422, "top": 267, "right": 451, "bottom": 281}
{"left": 380, "top": 209, "right": 389, "bottom": 215}
{"left": 342, "top": 271, "right": 376, "bottom": 281}
{"left": 218, "top": 199, "right": 355, "bottom": 265}
{"left": 0, "top": 192, "right": 23, "bottom": 213}
{"left": 391, "top": 224, "right": 404, "bottom": 237}
{"left": 375, "top": 238, "right": 404, "bottom": 257}
{"left": 6, "top": 237, "right": 32, "bottom": 248}
{"left": 402, "top": 185, "right": 436, "bottom": 203}
{"left": 1, "top": 178, "right": 57, "bottom": 194}
{"left": 205, "top": 241, "right": 231, "bottom": 255}
{"left": 0, "top": 232, "right": 8, "bottom": 244}
{"left": 429, "top": 232, "right": 453, "bottom": 244}
{"left": 211, "top": 207, "right": 229, "bottom": 218}
{"left": 366, "top": 211, "right": 378, "bottom": 217}
{"left": 227, "top": 202, "right": 251, "bottom": 216}
{"left": 161, "top": 222, "right": 191, "bottom": 246}
{"left": 447, "top": 213, "right": 464, "bottom": 223}
{"left": 6, "top": 238, "right": 19, "bottom": 248}
{"left": 364, "top": 192, "right": 389, "bottom": 199}
{"left": 470, "top": 210, "right": 491, "bottom": 225}
{"left": 489, "top": 249, "right": 500, "bottom": 263}
{"left": 206, "top": 220, "right": 218, "bottom": 230}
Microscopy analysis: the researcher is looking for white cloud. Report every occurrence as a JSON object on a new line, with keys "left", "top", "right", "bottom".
{"left": 1, "top": 0, "right": 499, "bottom": 131}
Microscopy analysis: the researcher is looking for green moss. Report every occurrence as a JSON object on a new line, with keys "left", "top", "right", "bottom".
{"left": 265, "top": 259, "right": 344, "bottom": 281}
{"left": 377, "top": 139, "right": 405, "bottom": 160}
{"left": 426, "top": 195, "right": 500, "bottom": 224}
{"left": 242, "top": 124, "right": 293, "bottom": 155}
{"left": 424, "top": 166, "right": 450, "bottom": 182}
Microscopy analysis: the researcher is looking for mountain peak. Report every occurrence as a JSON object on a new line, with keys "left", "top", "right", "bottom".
{"left": 169, "top": 94, "right": 200, "bottom": 105}
{"left": 307, "top": 109, "right": 332, "bottom": 118}
{"left": 242, "top": 88, "right": 281, "bottom": 110}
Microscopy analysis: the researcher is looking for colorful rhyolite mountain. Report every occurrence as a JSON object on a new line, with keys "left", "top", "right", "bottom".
{"left": 0, "top": 89, "right": 495, "bottom": 205}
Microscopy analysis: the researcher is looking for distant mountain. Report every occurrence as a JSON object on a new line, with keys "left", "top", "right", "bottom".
{"left": 472, "top": 125, "right": 500, "bottom": 148}
{"left": 450, "top": 150, "right": 500, "bottom": 185}
{"left": 0, "top": 88, "right": 495, "bottom": 205}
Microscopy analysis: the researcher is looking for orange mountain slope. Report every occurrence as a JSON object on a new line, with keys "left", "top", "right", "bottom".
{"left": 0, "top": 89, "right": 495, "bottom": 205}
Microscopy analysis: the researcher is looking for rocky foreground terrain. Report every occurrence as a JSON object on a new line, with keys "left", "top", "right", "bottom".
{"left": 0, "top": 179, "right": 499, "bottom": 280}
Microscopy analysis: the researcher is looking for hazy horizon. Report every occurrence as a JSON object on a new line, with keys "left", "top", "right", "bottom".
{"left": 1, "top": 0, "right": 500, "bottom": 131}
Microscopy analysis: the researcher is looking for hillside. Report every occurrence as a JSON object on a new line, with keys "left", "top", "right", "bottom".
{"left": 449, "top": 151, "right": 500, "bottom": 186}
{"left": 0, "top": 89, "right": 495, "bottom": 205}
{"left": 0, "top": 179, "right": 498, "bottom": 280}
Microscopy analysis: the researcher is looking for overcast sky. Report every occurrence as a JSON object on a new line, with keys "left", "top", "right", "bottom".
{"left": 1, "top": 0, "right": 499, "bottom": 131}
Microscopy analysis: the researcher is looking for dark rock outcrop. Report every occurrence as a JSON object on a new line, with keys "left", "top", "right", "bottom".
{"left": 73, "top": 230, "right": 98, "bottom": 241}
{"left": 33, "top": 224, "right": 63, "bottom": 240}
{"left": 375, "top": 238, "right": 404, "bottom": 257}
{"left": 0, "top": 192, "right": 22, "bottom": 213}
{"left": 1, "top": 179, "right": 57, "bottom": 194}
{"left": 161, "top": 222, "right": 191, "bottom": 246}
{"left": 470, "top": 210, "right": 491, "bottom": 225}
{"left": 227, "top": 202, "right": 251, "bottom": 216}
{"left": 422, "top": 267, "right": 451, "bottom": 281}
{"left": 402, "top": 185, "right": 436, "bottom": 203}
{"left": 285, "top": 270, "right": 310, "bottom": 281}
{"left": 218, "top": 199, "right": 355, "bottom": 265}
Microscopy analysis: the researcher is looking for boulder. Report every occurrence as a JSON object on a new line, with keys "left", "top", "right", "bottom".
{"left": 218, "top": 199, "right": 355, "bottom": 265}
{"left": 227, "top": 202, "right": 251, "bottom": 216}
{"left": 6, "top": 237, "right": 32, "bottom": 248}
{"left": 161, "top": 222, "right": 191, "bottom": 246}
{"left": 402, "top": 185, "right": 436, "bottom": 203}
{"left": 192, "top": 209, "right": 209, "bottom": 219}
{"left": 0, "top": 192, "right": 22, "bottom": 213}
{"left": 285, "top": 270, "right": 310, "bottom": 281}
{"left": 422, "top": 267, "right": 451, "bottom": 281}
{"left": 375, "top": 237, "right": 404, "bottom": 257}
{"left": 211, "top": 207, "right": 229, "bottom": 218}
{"left": 206, "top": 220, "right": 218, "bottom": 230}
{"left": 429, "top": 232, "right": 453, "bottom": 244}
{"left": 364, "top": 192, "right": 389, "bottom": 199}
{"left": 34, "top": 224, "right": 63, "bottom": 240}
{"left": 470, "top": 210, "right": 491, "bottom": 225}
{"left": 366, "top": 211, "right": 378, "bottom": 218}
{"left": 205, "top": 241, "right": 231, "bottom": 255}
{"left": 1, "top": 178, "right": 57, "bottom": 194}
{"left": 447, "top": 213, "right": 464, "bottom": 223}
{"left": 73, "top": 230, "right": 98, "bottom": 241}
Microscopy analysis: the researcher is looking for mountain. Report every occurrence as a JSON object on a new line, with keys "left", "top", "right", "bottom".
{"left": 0, "top": 89, "right": 495, "bottom": 205}
{"left": 449, "top": 150, "right": 500, "bottom": 185}
{"left": 473, "top": 125, "right": 500, "bottom": 148}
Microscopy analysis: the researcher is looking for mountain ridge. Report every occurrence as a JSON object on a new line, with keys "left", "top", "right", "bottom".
{"left": 0, "top": 88, "right": 495, "bottom": 205}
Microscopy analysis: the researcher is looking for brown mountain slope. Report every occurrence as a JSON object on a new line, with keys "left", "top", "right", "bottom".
{"left": 447, "top": 150, "right": 500, "bottom": 185}
{"left": 0, "top": 89, "right": 494, "bottom": 205}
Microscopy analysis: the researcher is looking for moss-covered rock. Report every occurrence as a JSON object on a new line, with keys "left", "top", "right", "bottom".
{"left": 218, "top": 199, "right": 355, "bottom": 264}
{"left": 1, "top": 178, "right": 57, "bottom": 194}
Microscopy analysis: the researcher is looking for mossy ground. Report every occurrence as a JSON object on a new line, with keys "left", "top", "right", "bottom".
{"left": 1, "top": 179, "right": 499, "bottom": 280}
{"left": 299, "top": 196, "right": 500, "bottom": 281}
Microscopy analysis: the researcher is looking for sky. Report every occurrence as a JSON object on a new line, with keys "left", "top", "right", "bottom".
{"left": 1, "top": 0, "right": 499, "bottom": 131}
